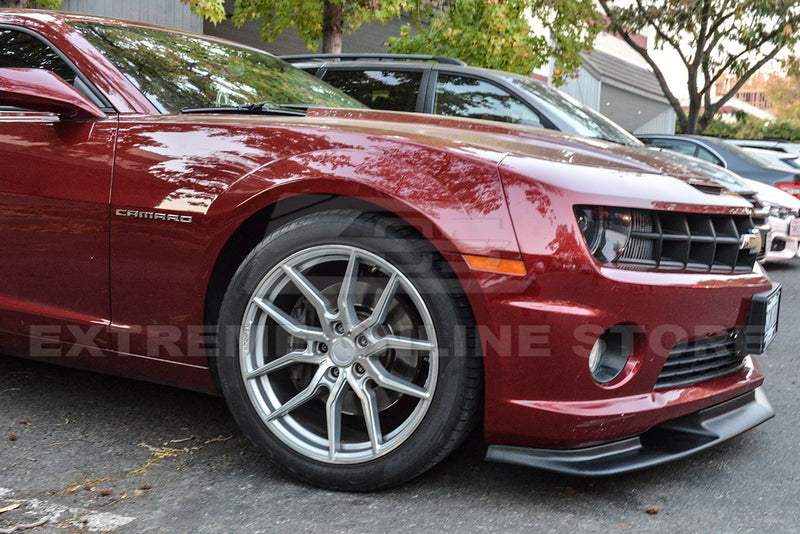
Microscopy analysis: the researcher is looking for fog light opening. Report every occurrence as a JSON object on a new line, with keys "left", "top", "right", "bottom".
{"left": 589, "top": 325, "right": 633, "bottom": 384}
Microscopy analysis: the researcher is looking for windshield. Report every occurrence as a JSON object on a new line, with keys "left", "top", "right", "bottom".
{"left": 70, "top": 22, "right": 363, "bottom": 113}
{"left": 491, "top": 71, "right": 642, "bottom": 146}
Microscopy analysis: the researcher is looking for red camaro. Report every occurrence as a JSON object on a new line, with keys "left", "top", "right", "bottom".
{"left": 0, "top": 11, "right": 780, "bottom": 490}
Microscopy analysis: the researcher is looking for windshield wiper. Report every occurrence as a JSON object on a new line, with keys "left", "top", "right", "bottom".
{"left": 181, "top": 101, "right": 307, "bottom": 116}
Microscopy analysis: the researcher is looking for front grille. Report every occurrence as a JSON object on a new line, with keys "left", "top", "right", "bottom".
{"left": 617, "top": 210, "right": 758, "bottom": 273}
{"left": 655, "top": 333, "right": 745, "bottom": 389}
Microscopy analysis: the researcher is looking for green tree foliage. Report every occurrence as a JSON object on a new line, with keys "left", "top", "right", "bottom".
{"left": 599, "top": 0, "right": 800, "bottom": 134}
{"left": 385, "top": 0, "right": 602, "bottom": 82}
{"left": 766, "top": 71, "right": 800, "bottom": 121}
{"left": 181, "top": 0, "right": 408, "bottom": 53}
{"left": 184, "top": 0, "right": 601, "bottom": 80}
{"left": 703, "top": 114, "right": 800, "bottom": 142}
{"left": 0, "top": 0, "right": 63, "bottom": 7}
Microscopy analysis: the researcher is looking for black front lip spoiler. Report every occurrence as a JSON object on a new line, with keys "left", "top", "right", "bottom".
{"left": 485, "top": 388, "right": 774, "bottom": 476}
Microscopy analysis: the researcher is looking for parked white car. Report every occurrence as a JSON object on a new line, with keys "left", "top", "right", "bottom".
{"left": 740, "top": 177, "right": 800, "bottom": 261}
{"left": 728, "top": 139, "right": 800, "bottom": 171}
{"left": 741, "top": 147, "right": 800, "bottom": 171}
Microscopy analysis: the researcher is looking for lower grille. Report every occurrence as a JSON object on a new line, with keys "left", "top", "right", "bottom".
{"left": 655, "top": 333, "right": 745, "bottom": 389}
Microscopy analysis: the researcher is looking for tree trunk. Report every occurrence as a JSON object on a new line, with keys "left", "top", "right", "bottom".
{"left": 322, "top": 0, "right": 343, "bottom": 54}
{"left": 0, "top": 1, "right": 34, "bottom": 7}
{"left": 685, "top": 97, "right": 701, "bottom": 134}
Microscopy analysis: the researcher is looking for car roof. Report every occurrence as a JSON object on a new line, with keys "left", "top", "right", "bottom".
{"left": 279, "top": 53, "right": 466, "bottom": 65}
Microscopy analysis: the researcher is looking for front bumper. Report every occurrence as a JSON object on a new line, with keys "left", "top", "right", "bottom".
{"left": 764, "top": 214, "right": 800, "bottom": 262}
{"left": 485, "top": 387, "right": 773, "bottom": 476}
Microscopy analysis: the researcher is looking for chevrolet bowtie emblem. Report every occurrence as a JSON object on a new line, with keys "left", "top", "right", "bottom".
{"left": 740, "top": 229, "right": 763, "bottom": 254}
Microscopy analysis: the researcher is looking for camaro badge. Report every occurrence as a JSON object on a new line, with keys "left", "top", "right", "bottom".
{"left": 115, "top": 208, "right": 192, "bottom": 224}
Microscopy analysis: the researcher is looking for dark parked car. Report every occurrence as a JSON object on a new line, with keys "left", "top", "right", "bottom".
{"left": 281, "top": 53, "right": 642, "bottom": 146}
{"left": 0, "top": 13, "right": 780, "bottom": 491}
{"left": 637, "top": 134, "right": 800, "bottom": 186}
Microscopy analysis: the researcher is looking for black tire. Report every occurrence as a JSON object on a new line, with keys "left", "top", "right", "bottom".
{"left": 215, "top": 210, "right": 482, "bottom": 490}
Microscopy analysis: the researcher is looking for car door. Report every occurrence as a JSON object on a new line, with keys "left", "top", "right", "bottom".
{"left": 0, "top": 27, "right": 115, "bottom": 355}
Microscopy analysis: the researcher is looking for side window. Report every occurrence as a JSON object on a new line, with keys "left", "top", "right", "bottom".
{"left": 695, "top": 146, "right": 723, "bottom": 166}
{"left": 648, "top": 139, "right": 698, "bottom": 157}
{"left": 433, "top": 73, "right": 542, "bottom": 126}
{"left": 322, "top": 69, "right": 422, "bottom": 112}
{"left": 0, "top": 29, "right": 76, "bottom": 84}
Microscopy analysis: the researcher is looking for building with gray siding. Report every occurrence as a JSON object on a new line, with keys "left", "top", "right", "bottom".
{"left": 560, "top": 50, "right": 676, "bottom": 135}
{"left": 59, "top": 0, "right": 202, "bottom": 33}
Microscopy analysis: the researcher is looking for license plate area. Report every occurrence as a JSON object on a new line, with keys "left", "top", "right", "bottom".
{"left": 790, "top": 218, "right": 800, "bottom": 237}
{"left": 746, "top": 284, "right": 781, "bottom": 354}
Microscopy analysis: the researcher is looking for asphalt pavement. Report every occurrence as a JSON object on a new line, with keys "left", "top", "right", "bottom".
{"left": 1, "top": 262, "right": 799, "bottom": 533}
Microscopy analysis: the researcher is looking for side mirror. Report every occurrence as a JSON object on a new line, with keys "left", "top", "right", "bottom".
{"left": 0, "top": 67, "right": 106, "bottom": 120}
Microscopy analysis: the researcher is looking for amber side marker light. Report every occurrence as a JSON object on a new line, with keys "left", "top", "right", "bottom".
{"left": 463, "top": 255, "right": 527, "bottom": 276}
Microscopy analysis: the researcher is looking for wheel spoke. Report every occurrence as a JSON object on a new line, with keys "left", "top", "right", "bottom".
{"left": 281, "top": 264, "right": 334, "bottom": 332}
{"left": 253, "top": 297, "right": 326, "bottom": 343}
{"left": 337, "top": 250, "right": 359, "bottom": 330}
{"left": 325, "top": 375, "right": 348, "bottom": 461}
{"left": 239, "top": 242, "right": 441, "bottom": 465}
{"left": 352, "top": 273, "right": 399, "bottom": 337}
{"left": 363, "top": 334, "right": 435, "bottom": 358}
{"left": 348, "top": 374, "right": 383, "bottom": 454}
{"left": 364, "top": 359, "right": 431, "bottom": 400}
{"left": 265, "top": 364, "right": 327, "bottom": 422}
{"left": 246, "top": 349, "right": 321, "bottom": 379}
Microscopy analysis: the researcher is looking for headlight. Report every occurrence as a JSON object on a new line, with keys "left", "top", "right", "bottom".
{"left": 574, "top": 206, "right": 632, "bottom": 263}
{"left": 764, "top": 203, "right": 791, "bottom": 219}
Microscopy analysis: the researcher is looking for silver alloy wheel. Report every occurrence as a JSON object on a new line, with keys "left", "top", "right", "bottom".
{"left": 239, "top": 245, "right": 438, "bottom": 464}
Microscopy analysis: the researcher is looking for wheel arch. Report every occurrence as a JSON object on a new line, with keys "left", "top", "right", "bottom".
{"left": 203, "top": 193, "right": 488, "bottom": 390}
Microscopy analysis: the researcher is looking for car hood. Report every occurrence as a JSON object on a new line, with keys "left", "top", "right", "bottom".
{"left": 305, "top": 109, "right": 728, "bottom": 192}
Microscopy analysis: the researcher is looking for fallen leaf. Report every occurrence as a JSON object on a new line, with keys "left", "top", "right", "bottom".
{"left": 99, "top": 489, "right": 111, "bottom": 497}
{"left": 18, "top": 420, "right": 31, "bottom": 426}
{"left": 646, "top": 506, "right": 660, "bottom": 515}
{"left": 139, "top": 484, "right": 151, "bottom": 490}
{"left": 7, "top": 433, "right": 16, "bottom": 441}
{"left": 0, "top": 503, "right": 22, "bottom": 514}
{"left": 84, "top": 485, "right": 95, "bottom": 492}
{"left": 133, "top": 490, "right": 143, "bottom": 498}
{"left": 203, "top": 435, "right": 232, "bottom": 444}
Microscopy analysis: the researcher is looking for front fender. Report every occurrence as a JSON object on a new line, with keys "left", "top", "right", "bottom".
{"left": 208, "top": 148, "right": 523, "bottom": 262}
